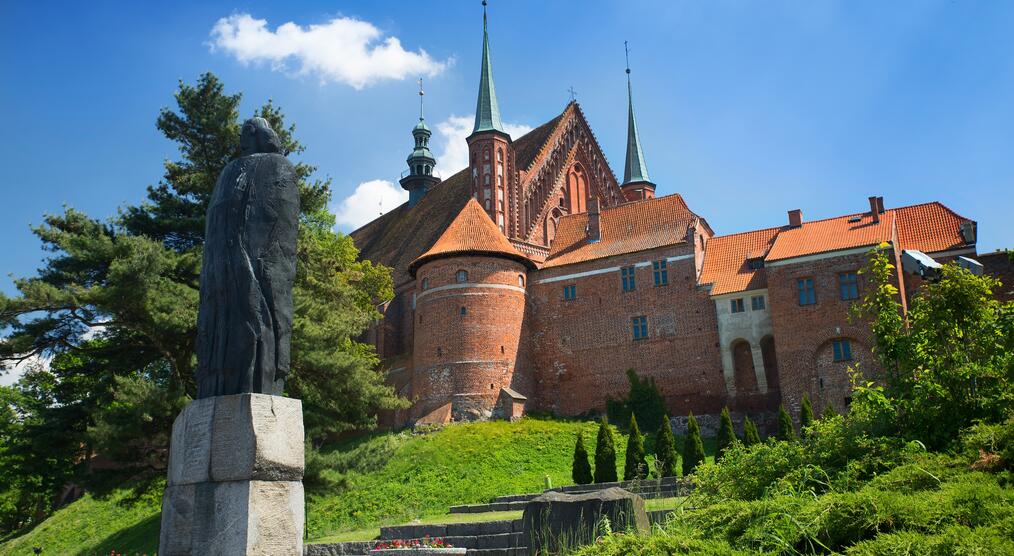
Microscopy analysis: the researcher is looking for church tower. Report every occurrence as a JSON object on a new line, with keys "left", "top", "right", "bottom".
{"left": 620, "top": 42, "right": 656, "bottom": 202}
{"left": 400, "top": 80, "right": 440, "bottom": 207}
{"left": 467, "top": 0, "right": 515, "bottom": 234}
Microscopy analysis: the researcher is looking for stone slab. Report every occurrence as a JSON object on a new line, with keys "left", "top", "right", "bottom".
{"left": 521, "top": 487, "right": 648, "bottom": 555}
{"left": 167, "top": 394, "right": 304, "bottom": 486}
{"left": 159, "top": 479, "right": 304, "bottom": 555}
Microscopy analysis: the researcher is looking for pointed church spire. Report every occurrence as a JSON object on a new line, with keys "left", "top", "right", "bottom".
{"left": 621, "top": 41, "right": 655, "bottom": 201}
{"left": 622, "top": 41, "right": 651, "bottom": 186}
{"left": 401, "top": 78, "right": 440, "bottom": 207}
{"left": 472, "top": 0, "right": 505, "bottom": 135}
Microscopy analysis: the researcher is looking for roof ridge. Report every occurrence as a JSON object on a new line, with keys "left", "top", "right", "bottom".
{"left": 518, "top": 103, "right": 574, "bottom": 173}
{"left": 710, "top": 224, "right": 786, "bottom": 240}
{"left": 892, "top": 200, "right": 971, "bottom": 222}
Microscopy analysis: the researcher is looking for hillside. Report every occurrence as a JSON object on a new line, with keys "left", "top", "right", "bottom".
{"left": 3, "top": 417, "right": 705, "bottom": 554}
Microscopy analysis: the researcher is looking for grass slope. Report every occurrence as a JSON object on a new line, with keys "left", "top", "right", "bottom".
{"left": 4, "top": 417, "right": 710, "bottom": 553}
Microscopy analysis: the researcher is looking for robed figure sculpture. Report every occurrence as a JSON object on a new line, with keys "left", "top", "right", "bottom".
{"left": 195, "top": 118, "right": 299, "bottom": 398}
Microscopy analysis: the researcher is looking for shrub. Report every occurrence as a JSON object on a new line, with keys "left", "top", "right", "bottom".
{"left": 594, "top": 418, "right": 618, "bottom": 483}
{"left": 572, "top": 431, "right": 593, "bottom": 485}
{"left": 961, "top": 417, "right": 1014, "bottom": 470}
{"left": 624, "top": 414, "right": 647, "bottom": 480}
{"left": 606, "top": 369, "right": 667, "bottom": 433}
{"left": 655, "top": 416, "right": 680, "bottom": 478}
{"left": 800, "top": 394, "right": 815, "bottom": 435}
{"left": 683, "top": 412, "right": 706, "bottom": 476}
{"left": 742, "top": 416, "right": 760, "bottom": 446}
{"left": 715, "top": 407, "right": 736, "bottom": 461}
{"left": 777, "top": 404, "right": 795, "bottom": 441}
{"left": 822, "top": 403, "right": 837, "bottom": 420}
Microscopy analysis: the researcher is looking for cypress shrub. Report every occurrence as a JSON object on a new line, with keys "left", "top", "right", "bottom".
{"left": 593, "top": 418, "right": 618, "bottom": 483}
{"left": 777, "top": 404, "right": 796, "bottom": 441}
{"left": 572, "top": 431, "right": 593, "bottom": 485}
{"left": 715, "top": 407, "right": 736, "bottom": 461}
{"left": 654, "top": 416, "right": 680, "bottom": 478}
{"left": 800, "top": 394, "right": 815, "bottom": 435}
{"left": 822, "top": 403, "right": 837, "bottom": 420}
{"left": 683, "top": 412, "right": 706, "bottom": 476}
{"left": 742, "top": 415, "right": 761, "bottom": 446}
{"left": 624, "top": 414, "right": 648, "bottom": 480}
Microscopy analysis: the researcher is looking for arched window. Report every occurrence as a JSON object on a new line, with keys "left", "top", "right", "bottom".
{"left": 424, "top": 165, "right": 430, "bottom": 175}
{"left": 416, "top": 164, "right": 423, "bottom": 175}
{"left": 518, "top": 274, "right": 525, "bottom": 287}
{"left": 421, "top": 277, "right": 429, "bottom": 291}
{"left": 456, "top": 270, "right": 468, "bottom": 283}
{"left": 460, "top": 306, "right": 467, "bottom": 316}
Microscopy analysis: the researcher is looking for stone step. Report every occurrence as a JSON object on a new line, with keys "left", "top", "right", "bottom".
{"left": 380, "top": 518, "right": 521, "bottom": 540}
{"left": 466, "top": 548, "right": 527, "bottom": 556}
{"left": 490, "top": 477, "right": 686, "bottom": 505}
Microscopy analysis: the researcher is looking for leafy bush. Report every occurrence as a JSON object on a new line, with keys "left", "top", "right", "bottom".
{"left": 623, "top": 415, "right": 647, "bottom": 480}
{"left": 573, "top": 431, "right": 593, "bottom": 485}
{"left": 593, "top": 419, "right": 617, "bottom": 483}
{"left": 605, "top": 369, "right": 667, "bottom": 433}
{"left": 654, "top": 416, "right": 680, "bottom": 478}
{"left": 800, "top": 393, "right": 815, "bottom": 435}
{"left": 777, "top": 404, "right": 795, "bottom": 441}
{"left": 683, "top": 412, "right": 706, "bottom": 476}
{"left": 962, "top": 416, "right": 1014, "bottom": 470}
{"left": 742, "top": 416, "right": 760, "bottom": 446}
{"left": 715, "top": 407, "right": 736, "bottom": 461}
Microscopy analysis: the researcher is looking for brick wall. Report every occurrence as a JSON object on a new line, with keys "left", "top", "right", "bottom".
{"left": 527, "top": 243, "right": 725, "bottom": 417}
{"left": 765, "top": 250, "right": 890, "bottom": 419}
{"left": 412, "top": 255, "right": 529, "bottom": 420}
{"left": 981, "top": 251, "right": 1014, "bottom": 302}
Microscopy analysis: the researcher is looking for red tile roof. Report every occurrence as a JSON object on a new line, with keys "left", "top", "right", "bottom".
{"left": 702, "top": 201, "right": 974, "bottom": 295}
{"left": 699, "top": 227, "right": 782, "bottom": 295}
{"left": 894, "top": 202, "right": 970, "bottom": 254}
{"left": 409, "top": 198, "right": 532, "bottom": 274}
{"left": 765, "top": 211, "right": 896, "bottom": 262}
{"left": 543, "top": 194, "right": 700, "bottom": 268}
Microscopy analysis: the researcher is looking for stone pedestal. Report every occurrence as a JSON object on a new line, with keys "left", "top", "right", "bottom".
{"left": 159, "top": 394, "right": 305, "bottom": 555}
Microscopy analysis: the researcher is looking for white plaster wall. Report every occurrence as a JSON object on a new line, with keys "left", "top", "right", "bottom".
{"left": 714, "top": 289, "right": 773, "bottom": 394}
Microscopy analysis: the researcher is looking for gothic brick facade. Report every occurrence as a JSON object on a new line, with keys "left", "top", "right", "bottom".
{"left": 351, "top": 8, "right": 1004, "bottom": 427}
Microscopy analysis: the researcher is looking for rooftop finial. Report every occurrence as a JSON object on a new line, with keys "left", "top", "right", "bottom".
{"left": 418, "top": 77, "right": 425, "bottom": 120}
{"left": 624, "top": 40, "right": 631, "bottom": 76}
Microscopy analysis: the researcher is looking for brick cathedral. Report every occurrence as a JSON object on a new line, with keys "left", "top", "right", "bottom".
{"left": 352, "top": 6, "right": 1011, "bottom": 428}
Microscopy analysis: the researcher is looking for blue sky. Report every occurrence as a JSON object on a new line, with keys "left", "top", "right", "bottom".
{"left": 2, "top": 0, "right": 1013, "bottom": 302}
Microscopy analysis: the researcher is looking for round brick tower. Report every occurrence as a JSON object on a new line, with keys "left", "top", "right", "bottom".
{"left": 409, "top": 199, "right": 533, "bottom": 422}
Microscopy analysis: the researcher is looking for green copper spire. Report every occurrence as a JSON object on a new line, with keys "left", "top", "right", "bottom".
{"left": 472, "top": 1, "right": 505, "bottom": 135}
{"left": 622, "top": 41, "right": 652, "bottom": 186}
{"left": 402, "top": 78, "right": 439, "bottom": 207}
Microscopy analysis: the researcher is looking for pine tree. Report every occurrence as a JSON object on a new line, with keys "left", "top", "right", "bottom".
{"left": 654, "top": 416, "right": 680, "bottom": 478}
{"left": 822, "top": 403, "right": 837, "bottom": 420}
{"left": 624, "top": 414, "right": 648, "bottom": 480}
{"left": 742, "top": 415, "right": 761, "bottom": 446}
{"left": 593, "top": 418, "right": 618, "bottom": 483}
{"left": 715, "top": 407, "right": 736, "bottom": 461}
{"left": 777, "top": 404, "right": 796, "bottom": 441}
{"left": 799, "top": 394, "right": 815, "bottom": 436}
{"left": 682, "top": 412, "right": 706, "bottom": 476}
{"left": 572, "top": 431, "right": 593, "bottom": 485}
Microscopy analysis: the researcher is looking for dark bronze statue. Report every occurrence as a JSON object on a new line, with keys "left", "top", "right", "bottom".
{"left": 195, "top": 118, "right": 299, "bottom": 398}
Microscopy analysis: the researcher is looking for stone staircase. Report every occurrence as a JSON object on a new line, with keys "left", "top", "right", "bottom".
{"left": 306, "top": 478, "right": 688, "bottom": 556}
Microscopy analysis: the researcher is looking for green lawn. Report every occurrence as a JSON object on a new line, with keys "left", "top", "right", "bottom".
{"left": 1, "top": 417, "right": 711, "bottom": 554}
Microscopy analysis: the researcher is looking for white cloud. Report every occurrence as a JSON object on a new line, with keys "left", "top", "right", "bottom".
{"left": 434, "top": 115, "right": 533, "bottom": 175}
{"left": 1, "top": 355, "right": 50, "bottom": 387}
{"left": 209, "top": 13, "right": 449, "bottom": 89}
{"left": 334, "top": 179, "right": 408, "bottom": 230}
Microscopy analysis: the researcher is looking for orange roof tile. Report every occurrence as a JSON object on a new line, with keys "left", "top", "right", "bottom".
{"left": 699, "top": 227, "right": 783, "bottom": 295}
{"left": 894, "top": 202, "right": 971, "bottom": 254}
{"left": 409, "top": 198, "right": 532, "bottom": 274}
{"left": 543, "top": 194, "right": 699, "bottom": 268}
{"left": 765, "top": 211, "right": 896, "bottom": 262}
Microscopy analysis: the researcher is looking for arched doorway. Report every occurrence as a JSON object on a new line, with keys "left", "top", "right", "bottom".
{"left": 732, "top": 339, "right": 758, "bottom": 392}
{"left": 761, "top": 335, "right": 779, "bottom": 390}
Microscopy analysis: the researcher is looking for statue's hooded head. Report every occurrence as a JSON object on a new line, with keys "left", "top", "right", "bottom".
{"left": 241, "top": 117, "right": 283, "bottom": 156}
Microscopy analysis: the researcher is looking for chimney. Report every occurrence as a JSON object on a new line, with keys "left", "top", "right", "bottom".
{"left": 788, "top": 209, "right": 803, "bottom": 228}
{"left": 586, "top": 198, "right": 601, "bottom": 242}
{"left": 876, "top": 196, "right": 885, "bottom": 214}
{"left": 869, "top": 196, "right": 880, "bottom": 223}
